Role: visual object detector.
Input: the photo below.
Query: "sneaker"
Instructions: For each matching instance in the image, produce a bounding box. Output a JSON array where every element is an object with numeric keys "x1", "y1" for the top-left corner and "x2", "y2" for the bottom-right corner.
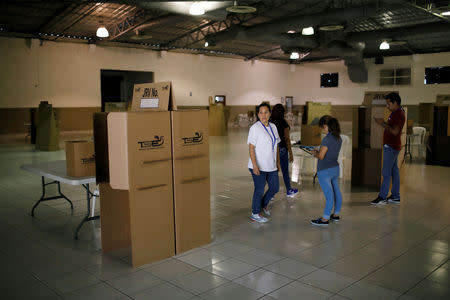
[
  {"x1": 286, "y1": 188, "x2": 299, "y2": 197},
  {"x1": 387, "y1": 195, "x2": 400, "y2": 204},
  {"x1": 330, "y1": 214, "x2": 340, "y2": 222},
  {"x1": 251, "y1": 213, "x2": 268, "y2": 223},
  {"x1": 262, "y1": 207, "x2": 271, "y2": 216},
  {"x1": 371, "y1": 196, "x2": 387, "y2": 205},
  {"x1": 310, "y1": 217, "x2": 329, "y2": 226}
]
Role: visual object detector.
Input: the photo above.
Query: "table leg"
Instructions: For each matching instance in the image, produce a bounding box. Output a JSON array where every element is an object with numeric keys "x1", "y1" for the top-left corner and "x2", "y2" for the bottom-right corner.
[
  {"x1": 404, "y1": 136, "x2": 412, "y2": 163},
  {"x1": 31, "y1": 176, "x2": 74, "y2": 217},
  {"x1": 74, "y1": 183, "x2": 100, "y2": 239}
]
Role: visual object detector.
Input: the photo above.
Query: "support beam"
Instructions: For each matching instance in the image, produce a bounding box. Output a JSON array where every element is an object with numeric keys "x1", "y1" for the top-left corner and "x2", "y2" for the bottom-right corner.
[{"x1": 108, "y1": 9, "x2": 171, "y2": 41}]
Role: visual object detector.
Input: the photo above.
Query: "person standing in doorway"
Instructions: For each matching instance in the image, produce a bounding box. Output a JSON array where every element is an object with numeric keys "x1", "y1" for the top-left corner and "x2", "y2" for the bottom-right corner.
[
  {"x1": 248, "y1": 103, "x2": 280, "y2": 223},
  {"x1": 269, "y1": 104, "x2": 299, "y2": 197},
  {"x1": 310, "y1": 115, "x2": 343, "y2": 226},
  {"x1": 371, "y1": 92, "x2": 406, "y2": 205}
]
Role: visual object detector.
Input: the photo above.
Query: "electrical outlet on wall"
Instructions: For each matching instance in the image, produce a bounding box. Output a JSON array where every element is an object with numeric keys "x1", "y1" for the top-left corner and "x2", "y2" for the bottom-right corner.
[{"x1": 189, "y1": 92, "x2": 192, "y2": 96}]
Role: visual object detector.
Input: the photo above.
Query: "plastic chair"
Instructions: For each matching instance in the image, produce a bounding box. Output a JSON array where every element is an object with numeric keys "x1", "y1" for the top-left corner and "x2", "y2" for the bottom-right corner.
[
  {"x1": 290, "y1": 131, "x2": 301, "y2": 144},
  {"x1": 238, "y1": 114, "x2": 250, "y2": 128},
  {"x1": 338, "y1": 134, "x2": 350, "y2": 178},
  {"x1": 411, "y1": 127, "x2": 426, "y2": 158}
]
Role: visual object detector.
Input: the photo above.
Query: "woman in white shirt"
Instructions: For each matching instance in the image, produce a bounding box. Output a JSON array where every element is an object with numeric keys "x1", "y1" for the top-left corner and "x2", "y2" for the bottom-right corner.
[{"x1": 247, "y1": 103, "x2": 281, "y2": 223}]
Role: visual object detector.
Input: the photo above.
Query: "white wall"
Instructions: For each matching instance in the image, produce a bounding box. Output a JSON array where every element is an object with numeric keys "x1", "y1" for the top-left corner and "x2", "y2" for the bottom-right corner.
[{"x1": 1, "y1": 36, "x2": 449, "y2": 108}]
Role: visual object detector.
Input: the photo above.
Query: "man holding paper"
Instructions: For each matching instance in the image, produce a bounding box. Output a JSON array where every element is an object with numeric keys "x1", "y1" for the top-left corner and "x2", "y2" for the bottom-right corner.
[{"x1": 371, "y1": 92, "x2": 406, "y2": 205}]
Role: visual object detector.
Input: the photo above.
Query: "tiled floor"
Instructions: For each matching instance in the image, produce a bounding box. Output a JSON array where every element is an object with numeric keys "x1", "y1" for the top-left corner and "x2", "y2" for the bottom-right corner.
[{"x1": 0, "y1": 129, "x2": 448, "y2": 299}]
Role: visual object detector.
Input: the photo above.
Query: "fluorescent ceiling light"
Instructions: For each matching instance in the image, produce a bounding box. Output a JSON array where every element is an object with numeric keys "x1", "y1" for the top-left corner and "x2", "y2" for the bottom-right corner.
[
  {"x1": 189, "y1": 2, "x2": 205, "y2": 15},
  {"x1": 442, "y1": 10, "x2": 450, "y2": 16},
  {"x1": 290, "y1": 52, "x2": 300, "y2": 60},
  {"x1": 379, "y1": 41, "x2": 390, "y2": 50},
  {"x1": 287, "y1": 30, "x2": 296, "y2": 34},
  {"x1": 96, "y1": 26, "x2": 109, "y2": 38},
  {"x1": 301, "y1": 27, "x2": 314, "y2": 35}
]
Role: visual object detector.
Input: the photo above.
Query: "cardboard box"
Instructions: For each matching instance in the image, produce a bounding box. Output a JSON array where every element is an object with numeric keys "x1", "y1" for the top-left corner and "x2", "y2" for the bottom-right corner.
[
  {"x1": 171, "y1": 110, "x2": 211, "y2": 254},
  {"x1": 301, "y1": 125, "x2": 322, "y2": 146},
  {"x1": 131, "y1": 82, "x2": 176, "y2": 112},
  {"x1": 65, "y1": 140, "x2": 95, "y2": 177},
  {"x1": 305, "y1": 102, "x2": 331, "y2": 125},
  {"x1": 101, "y1": 111, "x2": 175, "y2": 267}
]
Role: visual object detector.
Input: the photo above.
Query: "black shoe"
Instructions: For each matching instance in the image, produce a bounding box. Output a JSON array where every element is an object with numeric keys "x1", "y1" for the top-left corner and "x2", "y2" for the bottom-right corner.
[
  {"x1": 387, "y1": 195, "x2": 400, "y2": 204},
  {"x1": 310, "y1": 217, "x2": 329, "y2": 226},
  {"x1": 371, "y1": 196, "x2": 387, "y2": 205},
  {"x1": 330, "y1": 214, "x2": 340, "y2": 222}
]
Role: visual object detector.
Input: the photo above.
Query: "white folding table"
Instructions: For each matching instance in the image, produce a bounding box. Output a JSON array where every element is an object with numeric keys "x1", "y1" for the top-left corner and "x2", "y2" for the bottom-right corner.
[{"x1": 20, "y1": 160, "x2": 98, "y2": 239}]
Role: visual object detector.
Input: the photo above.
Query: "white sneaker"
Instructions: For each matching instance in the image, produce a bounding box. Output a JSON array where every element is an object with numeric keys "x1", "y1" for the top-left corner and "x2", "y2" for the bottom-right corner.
[
  {"x1": 250, "y1": 213, "x2": 268, "y2": 223},
  {"x1": 262, "y1": 207, "x2": 271, "y2": 216}
]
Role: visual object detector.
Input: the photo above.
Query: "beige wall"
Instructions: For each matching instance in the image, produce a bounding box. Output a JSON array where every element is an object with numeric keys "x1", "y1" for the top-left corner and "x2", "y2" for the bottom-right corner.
[{"x1": 1, "y1": 36, "x2": 450, "y2": 109}]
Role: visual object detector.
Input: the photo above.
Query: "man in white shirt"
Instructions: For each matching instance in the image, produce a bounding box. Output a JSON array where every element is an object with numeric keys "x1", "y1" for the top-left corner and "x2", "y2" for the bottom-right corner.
[{"x1": 247, "y1": 103, "x2": 281, "y2": 223}]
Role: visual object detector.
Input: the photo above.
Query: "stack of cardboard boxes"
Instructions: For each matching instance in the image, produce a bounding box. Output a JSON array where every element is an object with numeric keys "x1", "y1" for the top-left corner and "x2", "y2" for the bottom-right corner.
[
  {"x1": 351, "y1": 91, "x2": 407, "y2": 189},
  {"x1": 94, "y1": 82, "x2": 211, "y2": 267}
]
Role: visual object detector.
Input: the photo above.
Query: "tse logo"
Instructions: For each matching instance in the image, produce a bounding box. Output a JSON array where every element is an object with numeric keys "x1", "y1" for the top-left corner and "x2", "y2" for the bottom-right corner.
[
  {"x1": 138, "y1": 136, "x2": 164, "y2": 150},
  {"x1": 182, "y1": 132, "x2": 203, "y2": 145}
]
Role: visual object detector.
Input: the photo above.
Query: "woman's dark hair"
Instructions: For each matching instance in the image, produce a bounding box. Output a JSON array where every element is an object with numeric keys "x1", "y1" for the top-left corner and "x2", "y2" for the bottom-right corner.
[
  {"x1": 269, "y1": 103, "x2": 285, "y2": 123},
  {"x1": 319, "y1": 115, "x2": 341, "y2": 140},
  {"x1": 257, "y1": 102, "x2": 271, "y2": 114}
]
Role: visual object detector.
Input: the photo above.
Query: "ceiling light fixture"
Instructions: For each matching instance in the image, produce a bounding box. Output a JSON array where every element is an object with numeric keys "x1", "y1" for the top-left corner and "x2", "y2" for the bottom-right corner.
[
  {"x1": 287, "y1": 30, "x2": 296, "y2": 34},
  {"x1": 301, "y1": 27, "x2": 314, "y2": 35},
  {"x1": 204, "y1": 41, "x2": 209, "y2": 47},
  {"x1": 96, "y1": 25, "x2": 109, "y2": 38},
  {"x1": 290, "y1": 52, "x2": 300, "y2": 60},
  {"x1": 226, "y1": 0, "x2": 257, "y2": 13},
  {"x1": 442, "y1": 10, "x2": 450, "y2": 16},
  {"x1": 189, "y1": 2, "x2": 205, "y2": 15},
  {"x1": 379, "y1": 41, "x2": 390, "y2": 50}
]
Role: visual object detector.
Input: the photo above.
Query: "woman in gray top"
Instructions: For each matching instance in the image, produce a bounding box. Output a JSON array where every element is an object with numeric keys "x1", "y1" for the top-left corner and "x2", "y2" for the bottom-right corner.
[{"x1": 311, "y1": 115, "x2": 343, "y2": 226}]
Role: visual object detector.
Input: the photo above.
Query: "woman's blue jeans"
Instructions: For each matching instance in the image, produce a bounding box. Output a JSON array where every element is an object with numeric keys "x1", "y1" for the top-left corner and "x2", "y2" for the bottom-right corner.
[
  {"x1": 249, "y1": 169, "x2": 279, "y2": 214},
  {"x1": 317, "y1": 166, "x2": 342, "y2": 219},
  {"x1": 279, "y1": 147, "x2": 292, "y2": 190},
  {"x1": 379, "y1": 145, "x2": 400, "y2": 199}
]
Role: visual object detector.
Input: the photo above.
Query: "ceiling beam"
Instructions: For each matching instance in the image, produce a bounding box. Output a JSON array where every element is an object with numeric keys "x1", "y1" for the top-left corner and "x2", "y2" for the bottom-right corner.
[{"x1": 108, "y1": 9, "x2": 171, "y2": 40}]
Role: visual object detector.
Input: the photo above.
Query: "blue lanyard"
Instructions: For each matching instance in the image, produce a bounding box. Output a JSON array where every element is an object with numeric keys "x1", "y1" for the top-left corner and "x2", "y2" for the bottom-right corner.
[{"x1": 260, "y1": 121, "x2": 276, "y2": 152}]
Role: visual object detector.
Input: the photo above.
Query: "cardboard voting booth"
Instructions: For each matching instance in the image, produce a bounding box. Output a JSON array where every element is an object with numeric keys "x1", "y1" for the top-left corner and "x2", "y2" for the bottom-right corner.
[
  {"x1": 36, "y1": 101, "x2": 60, "y2": 151},
  {"x1": 305, "y1": 102, "x2": 331, "y2": 125},
  {"x1": 352, "y1": 91, "x2": 407, "y2": 189},
  {"x1": 171, "y1": 110, "x2": 211, "y2": 253},
  {"x1": 131, "y1": 82, "x2": 176, "y2": 112},
  {"x1": 94, "y1": 82, "x2": 210, "y2": 267}
]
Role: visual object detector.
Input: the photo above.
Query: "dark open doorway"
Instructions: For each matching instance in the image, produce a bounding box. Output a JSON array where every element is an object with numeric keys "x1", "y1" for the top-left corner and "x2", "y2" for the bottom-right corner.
[{"x1": 100, "y1": 70, "x2": 154, "y2": 112}]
